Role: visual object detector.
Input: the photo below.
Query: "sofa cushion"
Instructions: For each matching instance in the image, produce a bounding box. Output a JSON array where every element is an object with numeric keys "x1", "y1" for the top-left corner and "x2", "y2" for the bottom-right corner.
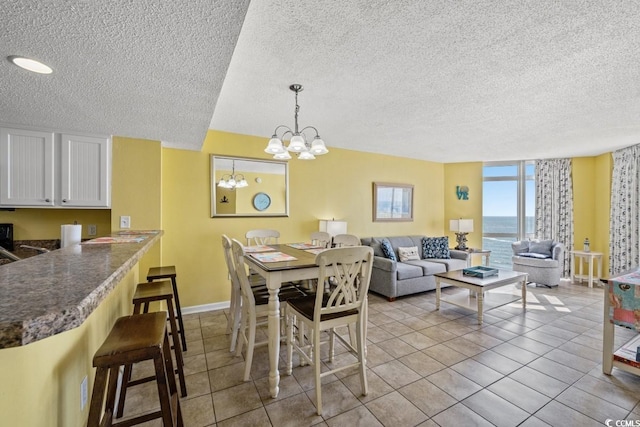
[
  {"x1": 518, "y1": 252, "x2": 550, "y2": 259},
  {"x1": 426, "y1": 258, "x2": 467, "y2": 272},
  {"x1": 422, "y1": 237, "x2": 450, "y2": 259},
  {"x1": 398, "y1": 246, "x2": 420, "y2": 262},
  {"x1": 528, "y1": 239, "x2": 553, "y2": 257},
  {"x1": 513, "y1": 255, "x2": 559, "y2": 268},
  {"x1": 379, "y1": 238, "x2": 397, "y2": 261},
  {"x1": 387, "y1": 236, "x2": 424, "y2": 253},
  {"x1": 396, "y1": 263, "x2": 424, "y2": 280},
  {"x1": 405, "y1": 260, "x2": 447, "y2": 275}
]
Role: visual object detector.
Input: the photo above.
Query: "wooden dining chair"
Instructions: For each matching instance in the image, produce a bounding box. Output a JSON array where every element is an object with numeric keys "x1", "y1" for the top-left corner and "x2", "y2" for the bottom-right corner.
[
  {"x1": 230, "y1": 238, "x2": 307, "y2": 381},
  {"x1": 245, "y1": 229, "x2": 280, "y2": 246},
  {"x1": 222, "y1": 234, "x2": 245, "y2": 353},
  {"x1": 310, "y1": 231, "x2": 332, "y2": 248},
  {"x1": 332, "y1": 233, "x2": 360, "y2": 247},
  {"x1": 285, "y1": 246, "x2": 374, "y2": 415}
]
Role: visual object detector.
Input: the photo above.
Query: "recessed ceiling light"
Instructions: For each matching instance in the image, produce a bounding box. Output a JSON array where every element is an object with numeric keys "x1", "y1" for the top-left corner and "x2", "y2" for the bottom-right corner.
[{"x1": 8, "y1": 56, "x2": 53, "y2": 74}]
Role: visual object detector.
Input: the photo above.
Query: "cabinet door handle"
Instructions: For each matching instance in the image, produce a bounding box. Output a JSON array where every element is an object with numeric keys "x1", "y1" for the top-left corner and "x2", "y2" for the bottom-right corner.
[
  {"x1": 45, "y1": 198, "x2": 50, "y2": 203},
  {"x1": 62, "y1": 199, "x2": 67, "y2": 203}
]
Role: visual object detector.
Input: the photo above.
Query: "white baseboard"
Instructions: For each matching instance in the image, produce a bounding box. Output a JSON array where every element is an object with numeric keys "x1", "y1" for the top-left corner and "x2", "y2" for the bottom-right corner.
[{"x1": 182, "y1": 301, "x2": 230, "y2": 315}]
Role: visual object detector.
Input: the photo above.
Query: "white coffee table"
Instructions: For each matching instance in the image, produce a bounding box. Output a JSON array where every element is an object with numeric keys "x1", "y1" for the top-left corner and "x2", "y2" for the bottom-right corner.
[{"x1": 435, "y1": 269, "x2": 528, "y2": 324}]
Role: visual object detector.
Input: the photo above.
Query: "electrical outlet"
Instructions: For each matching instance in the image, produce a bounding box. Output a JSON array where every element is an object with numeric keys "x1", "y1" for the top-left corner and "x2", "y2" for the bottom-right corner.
[
  {"x1": 88, "y1": 224, "x2": 97, "y2": 236},
  {"x1": 80, "y1": 376, "x2": 88, "y2": 410},
  {"x1": 120, "y1": 215, "x2": 131, "y2": 229}
]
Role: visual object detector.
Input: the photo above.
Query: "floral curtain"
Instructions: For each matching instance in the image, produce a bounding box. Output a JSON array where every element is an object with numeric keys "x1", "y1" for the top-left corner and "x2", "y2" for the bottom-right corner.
[
  {"x1": 610, "y1": 144, "x2": 640, "y2": 274},
  {"x1": 535, "y1": 158, "x2": 573, "y2": 277}
]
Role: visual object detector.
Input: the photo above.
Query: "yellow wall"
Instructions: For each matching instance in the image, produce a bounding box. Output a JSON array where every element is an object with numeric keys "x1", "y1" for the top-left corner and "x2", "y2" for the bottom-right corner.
[
  {"x1": 160, "y1": 130, "x2": 445, "y2": 308},
  {"x1": 572, "y1": 155, "x2": 612, "y2": 275},
  {"x1": 110, "y1": 136, "x2": 162, "y2": 274},
  {"x1": 0, "y1": 209, "x2": 111, "y2": 240},
  {"x1": 0, "y1": 267, "x2": 140, "y2": 427},
  {"x1": 444, "y1": 162, "x2": 483, "y2": 250},
  {"x1": 594, "y1": 153, "x2": 612, "y2": 274},
  {"x1": 572, "y1": 157, "x2": 597, "y2": 250}
]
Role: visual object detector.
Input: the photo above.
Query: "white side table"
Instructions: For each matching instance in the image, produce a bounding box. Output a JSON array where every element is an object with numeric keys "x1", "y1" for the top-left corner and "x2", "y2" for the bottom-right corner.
[
  {"x1": 460, "y1": 249, "x2": 491, "y2": 268},
  {"x1": 570, "y1": 250, "x2": 603, "y2": 288},
  {"x1": 467, "y1": 249, "x2": 491, "y2": 267}
]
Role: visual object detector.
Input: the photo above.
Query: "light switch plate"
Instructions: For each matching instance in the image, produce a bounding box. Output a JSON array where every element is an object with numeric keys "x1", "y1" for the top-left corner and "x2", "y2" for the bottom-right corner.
[{"x1": 120, "y1": 215, "x2": 131, "y2": 229}]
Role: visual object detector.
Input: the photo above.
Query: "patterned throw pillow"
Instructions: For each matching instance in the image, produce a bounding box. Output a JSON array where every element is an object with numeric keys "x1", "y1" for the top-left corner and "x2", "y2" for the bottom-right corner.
[
  {"x1": 380, "y1": 238, "x2": 397, "y2": 261},
  {"x1": 398, "y1": 246, "x2": 420, "y2": 262},
  {"x1": 422, "y1": 237, "x2": 451, "y2": 259}
]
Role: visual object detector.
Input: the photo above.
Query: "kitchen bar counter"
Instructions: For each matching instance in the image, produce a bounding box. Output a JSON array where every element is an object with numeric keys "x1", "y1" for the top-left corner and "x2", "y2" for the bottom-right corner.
[{"x1": 0, "y1": 231, "x2": 162, "y2": 349}]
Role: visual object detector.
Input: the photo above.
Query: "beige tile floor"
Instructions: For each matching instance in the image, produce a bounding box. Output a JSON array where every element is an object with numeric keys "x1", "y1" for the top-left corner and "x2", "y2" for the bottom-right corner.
[{"x1": 118, "y1": 281, "x2": 640, "y2": 426}]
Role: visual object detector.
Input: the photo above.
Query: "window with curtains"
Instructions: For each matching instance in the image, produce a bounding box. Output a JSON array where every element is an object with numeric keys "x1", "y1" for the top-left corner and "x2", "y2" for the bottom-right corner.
[{"x1": 482, "y1": 161, "x2": 535, "y2": 269}]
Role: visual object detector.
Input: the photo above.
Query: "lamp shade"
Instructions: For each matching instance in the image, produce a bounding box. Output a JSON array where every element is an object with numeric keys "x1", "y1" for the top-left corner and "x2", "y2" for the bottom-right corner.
[
  {"x1": 310, "y1": 137, "x2": 329, "y2": 155},
  {"x1": 298, "y1": 151, "x2": 316, "y2": 160},
  {"x1": 287, "y1": 134, "x2": 306, "y2": 152},
  {"x1": 319, "y1": 219, "x2": 348, "y2": 236},
  {"x1": 450, "y1": 219, "x2": 474, "y2": 233},
  {"x1": 265, "y1": 137, "x2": 285, "y2": 154},
  {"x1": 273, "y1": 151, "x2": 292, "y2": 160}
]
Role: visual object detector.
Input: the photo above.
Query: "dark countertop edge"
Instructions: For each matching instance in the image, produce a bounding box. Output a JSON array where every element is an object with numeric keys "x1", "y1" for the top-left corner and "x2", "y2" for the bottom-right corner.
[{"x1": 0, "y1": 231, "x2": 162, "y2": 349}]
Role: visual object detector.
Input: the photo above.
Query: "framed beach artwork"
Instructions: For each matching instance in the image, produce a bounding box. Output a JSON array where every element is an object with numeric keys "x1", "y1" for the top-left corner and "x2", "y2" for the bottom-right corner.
[{"x1": 373, "y1": 182, "x2": 414, "y2": 222}]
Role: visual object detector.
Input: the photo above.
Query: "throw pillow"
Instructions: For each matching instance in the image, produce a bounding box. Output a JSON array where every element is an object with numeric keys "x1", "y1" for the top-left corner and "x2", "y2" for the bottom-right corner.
[
  {"x1": 422, "y1": 237, "x2": 451, "y2": 259},
  {"x1": 528, "y1": 239, "x2": 553, "y2": 257},
  {"x1": 398, "y1": 246, "x2": 420, "y2": 262},
  {"x1": 518, "y1": 252, "x2": 551, "y2": 259},
  {"x1": 379, "y1": 238, "x2": 397, "y2": 261}
]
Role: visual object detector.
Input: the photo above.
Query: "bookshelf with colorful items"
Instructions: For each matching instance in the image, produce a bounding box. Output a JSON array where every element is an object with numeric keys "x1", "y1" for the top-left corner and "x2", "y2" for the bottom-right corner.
[{"x1": 603, "y1": 268, "x2": 640, "y2": 375}]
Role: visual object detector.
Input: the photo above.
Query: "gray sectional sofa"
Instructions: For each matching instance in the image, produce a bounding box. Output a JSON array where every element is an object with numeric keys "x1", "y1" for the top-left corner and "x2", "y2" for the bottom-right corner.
[{"x1": 360, "y1": 235, "x2": 470, "y2": 301}]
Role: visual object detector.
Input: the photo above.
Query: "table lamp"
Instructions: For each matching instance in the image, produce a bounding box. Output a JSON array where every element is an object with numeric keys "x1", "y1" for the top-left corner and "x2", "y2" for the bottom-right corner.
[
  {"x1": 319, "y1": 219, "x2": 348, "y2": 236},
  {"x1": 450, "y1": 218, "x2": 473, "y2": 250}
]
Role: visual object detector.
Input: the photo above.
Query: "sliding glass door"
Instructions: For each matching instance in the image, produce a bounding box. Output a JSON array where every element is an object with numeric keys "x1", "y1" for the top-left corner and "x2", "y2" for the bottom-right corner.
[{"x1": 483, "y1": 161, "x2": 535, "y2": 269}]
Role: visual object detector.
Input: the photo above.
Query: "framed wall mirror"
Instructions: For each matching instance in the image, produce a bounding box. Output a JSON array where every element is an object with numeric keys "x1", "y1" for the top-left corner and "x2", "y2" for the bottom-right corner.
[
  {"x1": 211, "y1": 155, "x2": 289, "y2": 217},
  {"x1": 373, "y1": 182, "x2": 414, "y2": 222}
]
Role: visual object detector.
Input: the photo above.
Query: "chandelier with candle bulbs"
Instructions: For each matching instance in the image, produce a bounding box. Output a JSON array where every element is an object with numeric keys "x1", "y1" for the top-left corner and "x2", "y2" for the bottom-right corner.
[{"x1": 264, "y1": 84, "x2": 329, "y2": 160}]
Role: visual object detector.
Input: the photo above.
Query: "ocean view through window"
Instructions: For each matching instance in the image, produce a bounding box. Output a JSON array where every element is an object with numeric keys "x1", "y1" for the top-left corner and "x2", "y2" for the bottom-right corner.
[{"x1": 483, "y1": 162, "x2": 535, "y2": 270}]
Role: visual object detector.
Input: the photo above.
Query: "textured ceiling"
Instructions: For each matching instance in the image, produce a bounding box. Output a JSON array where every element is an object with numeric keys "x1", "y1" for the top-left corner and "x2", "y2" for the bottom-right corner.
[
  {"x1": 212, "y1": 0, "x2": 640, "y2": 162},
  {"x1": 1, "y1": 1, "x2": 249, "y2": 150},
  {"x1": 2, "y1": 1, "x2": 640, "y2": 162}
]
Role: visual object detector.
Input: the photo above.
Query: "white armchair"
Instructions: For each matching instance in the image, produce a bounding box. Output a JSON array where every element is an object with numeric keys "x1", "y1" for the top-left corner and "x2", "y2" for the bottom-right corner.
[{"x1": 511, "y1": 240, "x2": 565, "y2": 287}]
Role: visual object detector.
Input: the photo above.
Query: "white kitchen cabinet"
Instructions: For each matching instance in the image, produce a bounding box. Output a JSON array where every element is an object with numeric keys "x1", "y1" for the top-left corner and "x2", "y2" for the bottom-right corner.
[
  {"x1": 0, "y1": 128, "x2": 55, "y2": 206},
  {"x1": 0, "y1": 127, "x2": 111, "y2": 208},
  {"x1": 60, "y1": 133, "x2": 110, "y2": 207}
]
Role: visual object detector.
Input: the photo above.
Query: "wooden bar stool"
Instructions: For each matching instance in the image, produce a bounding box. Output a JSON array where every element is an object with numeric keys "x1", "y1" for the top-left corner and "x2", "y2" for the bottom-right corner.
[
  {"x1": 87, "y1": 312, "x2": 183, "y2": 427},
  {"x1": 116, "y1": 281, "x2": 187, "y2": 419},
  {"x1": 147, "y1": 266, "x2": 187, "y2": 352}
]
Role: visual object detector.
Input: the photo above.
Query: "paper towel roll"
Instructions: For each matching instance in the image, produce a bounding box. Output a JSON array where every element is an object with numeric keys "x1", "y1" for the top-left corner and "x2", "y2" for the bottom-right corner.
[{"x1": 61, "y1": 224, "x2": 82, "y2": 248}]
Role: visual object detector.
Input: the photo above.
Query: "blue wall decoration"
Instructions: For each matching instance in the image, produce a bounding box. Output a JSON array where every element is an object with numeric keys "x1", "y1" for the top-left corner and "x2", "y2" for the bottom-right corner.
[{"x1": 456, "y1": 185, "x2": 469, "y2": 200}]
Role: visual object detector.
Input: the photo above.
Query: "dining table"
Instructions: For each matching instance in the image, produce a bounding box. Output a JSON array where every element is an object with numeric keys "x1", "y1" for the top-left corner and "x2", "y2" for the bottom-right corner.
[{"x1": 243, "y1": 242, "x2": 324, "y2": 398}]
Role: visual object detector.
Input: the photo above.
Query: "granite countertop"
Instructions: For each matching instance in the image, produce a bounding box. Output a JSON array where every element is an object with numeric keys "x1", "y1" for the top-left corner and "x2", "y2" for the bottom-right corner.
[
  {"x1": 0, "y1": 240, "x2": 61, "y2": 266},
  {"x1": 0, "y1": 231, "x2": 162, "y2": 349}
]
